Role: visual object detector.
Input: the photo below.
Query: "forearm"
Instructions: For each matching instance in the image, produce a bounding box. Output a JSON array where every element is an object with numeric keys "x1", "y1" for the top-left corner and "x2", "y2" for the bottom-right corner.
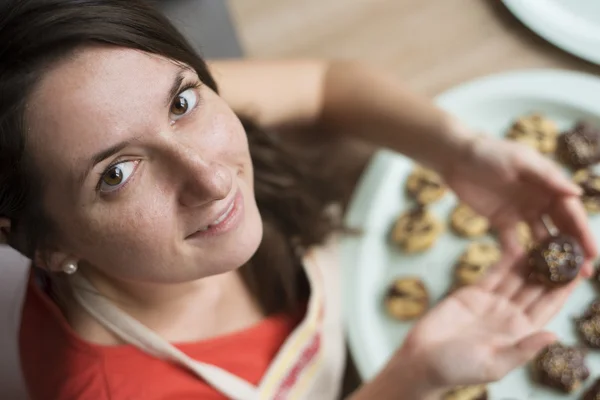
[
  {"x1": 209, "y1": 58, "x2": 475, "y2": 171},
  {"x1": 318, "y1": 61, "x2": 475, "y2": 171}
]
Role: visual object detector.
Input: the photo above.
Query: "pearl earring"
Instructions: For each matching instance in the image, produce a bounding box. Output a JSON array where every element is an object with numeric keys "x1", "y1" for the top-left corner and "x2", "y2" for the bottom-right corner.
[{"x1": 62, "y1": 260, "x2": 78, "y2": 275}]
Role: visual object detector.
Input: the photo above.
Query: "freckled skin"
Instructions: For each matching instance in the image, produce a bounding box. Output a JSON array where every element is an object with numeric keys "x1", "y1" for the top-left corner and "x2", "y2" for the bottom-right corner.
[{"x1": 25, "y1": 46, "x2": 263, "y2": 284}]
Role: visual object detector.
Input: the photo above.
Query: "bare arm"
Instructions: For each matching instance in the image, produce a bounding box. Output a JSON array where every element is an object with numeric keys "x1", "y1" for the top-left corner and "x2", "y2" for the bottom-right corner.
[{"x1": 208, "y1": 59, "x2": 475, "y2": 171}]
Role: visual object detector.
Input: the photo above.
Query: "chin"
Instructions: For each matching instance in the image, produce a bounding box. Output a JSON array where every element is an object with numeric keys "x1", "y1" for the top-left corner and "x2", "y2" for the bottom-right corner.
[{"x1": 201, "y1": 204, "x2": 264, "y2": 278}]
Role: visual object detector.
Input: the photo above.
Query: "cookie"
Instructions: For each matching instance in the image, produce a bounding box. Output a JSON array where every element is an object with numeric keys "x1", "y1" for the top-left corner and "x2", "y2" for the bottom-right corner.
[
  {"x1": 506, "y1": 113, "x2": 558, "y2": 154},
  {"x1": 529, "y1": 234, "x2": 584, "y2": 286},
  {"x1": 573, "y1": 168, "x2": 600, "y2": 213},
  {"x1": 442, "y1": 385, "x2": 487, "y2": 400},
  {"x1": 516, "y1": 222, "x2": 534, "y2": 250},
  {"x1": 583, "y1": 378, "x2": 600, "y2": 400},
  {"x1": 557, "y1": 121, "x2": 600, "y2": 169},
  {"x1": 533, "y1": 343, "x2": 589, "y2": 393},
  {"x1": 454, "y1": 241, "x2": 501, "y2": 287},
  {"x1": 577, "y1": 299, "x2": 600, "y2": 348},
  {"x1": 450, "y1": 204, "x2": 489, "y2": 238},
  {"x1": 384, "y1": 277, "x2": 429, "y2": 320},
  {"x1": 391, "y1": 207, "x2": 443, "y2": 253},
  {"x1": 405, "y1": 166, "x2": 447, "y2": 204}
]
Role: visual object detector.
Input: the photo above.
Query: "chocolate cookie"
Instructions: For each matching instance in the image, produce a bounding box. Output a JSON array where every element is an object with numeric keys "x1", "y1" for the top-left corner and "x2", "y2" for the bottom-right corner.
[
  {"x1": 450, "y1": 204, "x2": 489, "y2": 238},
  {"x1": 573, "y1": 168, "x2": 600, "y2": 213},
  {"x1": 557, "y1": 121, "x2": 600, "y2": 169},
  {"x1": 533, "y1": 343, "x2": 590, "y2": 393},
  {"x1": 529, "y1": 234, "x2": 584, "y2": 286},
  {"x1": 391, "y1": 207, "x2": 443, "y2": 253},
  {"x1": 454, "y1": 241, "x2": 501, "y2": 287},
  {"x1": 506, "y1": 113, "x2": 558, "y2": 154},
  {"x1": 583, "y1": 378, "x2": 600, "y2": 400},
  {"x1": 442, "y1": 385, "x2": 487, "y2": 400},
  {"x1": 405, "y1": 166, "x2": 447, "y2": 204},
  {"x1": 384, "y1": 277, "x2": 429, "y2": 320},
  {"x1": 577, "y1": 299, "x2": 600, "y2": 348}
]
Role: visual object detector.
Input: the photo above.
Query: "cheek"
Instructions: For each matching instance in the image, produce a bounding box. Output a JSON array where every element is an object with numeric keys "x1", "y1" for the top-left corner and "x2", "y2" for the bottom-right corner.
[
  {"x1": 206, "y1": 100, "x2": 250, "y2": 159},
  {"x1": 70, "y1": 198, "x2": 176, "y2": 268}
]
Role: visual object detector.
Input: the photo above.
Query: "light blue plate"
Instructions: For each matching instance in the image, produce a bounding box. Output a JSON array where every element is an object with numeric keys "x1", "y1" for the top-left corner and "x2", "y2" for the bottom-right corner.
[{"x1": 342, "y1": 69, "x2": 600, "y2": 399}]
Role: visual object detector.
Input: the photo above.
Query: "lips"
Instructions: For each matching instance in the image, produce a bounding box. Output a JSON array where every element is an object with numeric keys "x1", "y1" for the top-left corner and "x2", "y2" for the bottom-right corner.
[
  {"x1": 185, "y1": 189, "x2": 244, "y2": 239},
  {"x1": 196, "y1": 199, "x2": 235, "y2": 231}
]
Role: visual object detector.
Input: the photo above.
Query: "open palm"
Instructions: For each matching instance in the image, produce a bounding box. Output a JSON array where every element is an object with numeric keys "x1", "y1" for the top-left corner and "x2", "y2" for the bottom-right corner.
[
  {"x1": 443, "y1": 135, "x2": 596, "y2": 267},
  {"x1": 403, "y1": 249, "x2": 581, "y2": 388}
]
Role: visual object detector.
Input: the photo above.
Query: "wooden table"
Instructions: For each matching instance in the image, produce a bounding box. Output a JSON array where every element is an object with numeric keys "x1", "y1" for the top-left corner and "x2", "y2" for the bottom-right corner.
[
  {"x1": 227, "y1": 0, "x2": 600, "y2": 201},
  {"x1": 229, "y1": 0, "x2": 600, "y2": 95}
]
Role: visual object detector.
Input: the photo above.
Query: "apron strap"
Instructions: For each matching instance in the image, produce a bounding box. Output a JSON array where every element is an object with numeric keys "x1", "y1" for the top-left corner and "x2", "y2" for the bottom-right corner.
[{"x1": 70, "y1": 274, "x2": 259, "y2": 400}]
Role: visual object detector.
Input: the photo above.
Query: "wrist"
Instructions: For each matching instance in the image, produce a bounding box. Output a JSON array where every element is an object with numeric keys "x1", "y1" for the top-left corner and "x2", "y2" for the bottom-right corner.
[
  {"x1": 348, "y1": 340, "x2": 448, "y2": 400},
  {"x1": 430, "y1": 114, "x2": 479, "y2": 172},
  {"x1": 390, "y1": 338, "x2": 450, "y2": 398}
]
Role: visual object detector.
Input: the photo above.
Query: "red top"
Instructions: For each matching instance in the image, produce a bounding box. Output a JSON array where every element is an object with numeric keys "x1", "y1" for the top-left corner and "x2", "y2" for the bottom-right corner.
[{"x1": 19, "y1": 277, "x2": 301, "y2": 400}]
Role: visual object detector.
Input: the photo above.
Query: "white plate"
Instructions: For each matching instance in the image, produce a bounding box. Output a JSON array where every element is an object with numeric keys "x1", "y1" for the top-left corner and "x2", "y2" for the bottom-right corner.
[
  {"x1": 503, "y1": 0, "x2": 600, "y2": 65},
  {"x1": 341, "y1": 69, "x2": 600, "y2": 399}
]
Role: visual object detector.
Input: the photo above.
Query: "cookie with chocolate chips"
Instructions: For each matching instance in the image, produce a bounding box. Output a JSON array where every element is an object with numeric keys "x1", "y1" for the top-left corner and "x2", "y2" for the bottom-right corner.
[
  {"x1": 573, "y1": 168, "x2": 600, "y2": 213},
  {"x1": 577, "y1": 299, "x2": 600, "y2": 348},
  {"x1": 557, "y1": 121, "x2": 600, "y2": 169},
  {"x1": 405, "y1": 166, "x2": 447, "y2": 204},
  {"x1": 454, "y1": 241, "x2": 501, "y2": 287},
  {"x1": 506, "y1": 113, "x2": 558, "y2": 154},
  {"x1": 529, "y1": 234, "x2": 584, "y2": 286},
  {"x1": 384, "y1": 277, "x2": 429, "y2": 320},
  {"x1": 532, "y1": 343, "x2": 590, "y2": 393},
  {"x1": 450, "y1": 203, "x2": 489, "y2": 238},
  {"x1": 442, "y1": 385, "x2": 487, "y2": 400},
  {"x1": 391, "y1": 206, "x2": 443, "y2": 253},
  {"x1": 583, "y1": 378, "x2": 600, "y2": 400}
]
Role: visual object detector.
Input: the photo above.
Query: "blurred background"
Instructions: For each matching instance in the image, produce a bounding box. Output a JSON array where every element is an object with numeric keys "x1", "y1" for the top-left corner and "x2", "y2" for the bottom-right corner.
[{"x1": 226, "y1": 0, "x2": 600, "y2": 95}]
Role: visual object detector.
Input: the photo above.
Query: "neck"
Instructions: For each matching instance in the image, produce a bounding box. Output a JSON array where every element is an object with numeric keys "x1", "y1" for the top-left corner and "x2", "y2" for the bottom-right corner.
[{"x1": 64, "y1": 267, "x2": 264, "y2": 346}]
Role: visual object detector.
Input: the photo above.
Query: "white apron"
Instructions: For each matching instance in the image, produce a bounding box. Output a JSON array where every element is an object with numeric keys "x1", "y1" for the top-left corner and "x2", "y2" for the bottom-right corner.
[{"x1": 70, "y1": 238, "x2": 347, "y2": 400}]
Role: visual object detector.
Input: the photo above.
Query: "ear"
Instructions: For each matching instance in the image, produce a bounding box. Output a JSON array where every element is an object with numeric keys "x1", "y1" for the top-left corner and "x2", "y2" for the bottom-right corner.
[
  {"x1": 33, "y1": 249, "x2": 75, "y2": 273},
  {"x1": 0, "y1": 218, "x2": 10, "y2": 245}
]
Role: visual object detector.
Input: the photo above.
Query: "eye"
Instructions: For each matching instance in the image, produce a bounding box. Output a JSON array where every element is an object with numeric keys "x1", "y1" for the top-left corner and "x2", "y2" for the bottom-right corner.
[
  {"x1": 99, "y1": 160, "x2": 139, "y2": 193},
  {"x1": 170, "y1": 88, "x2": 198, "y2": 121}
]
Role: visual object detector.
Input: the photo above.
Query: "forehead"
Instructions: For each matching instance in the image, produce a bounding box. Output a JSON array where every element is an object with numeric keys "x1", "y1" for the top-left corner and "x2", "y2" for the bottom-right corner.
[{"x1": 25, "y1": 46, "x2": 182, "y2": 181}]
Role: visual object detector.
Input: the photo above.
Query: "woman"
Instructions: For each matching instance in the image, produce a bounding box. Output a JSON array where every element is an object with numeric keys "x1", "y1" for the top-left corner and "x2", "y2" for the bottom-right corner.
[{"x1": 0, "y1": 0, "x2": 596, "y2": 399}]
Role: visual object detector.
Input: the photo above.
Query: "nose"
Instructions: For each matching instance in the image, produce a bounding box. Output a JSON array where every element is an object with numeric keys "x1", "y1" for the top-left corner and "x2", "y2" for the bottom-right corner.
[{"x1": 174, "y1": 145, "x2": 233, "y2": 208}]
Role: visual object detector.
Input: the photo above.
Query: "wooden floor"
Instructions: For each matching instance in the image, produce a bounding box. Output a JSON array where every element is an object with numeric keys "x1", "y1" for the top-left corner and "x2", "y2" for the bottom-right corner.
[{"x1": 227, "y1": 0, "x2": 600, "y2": 97}]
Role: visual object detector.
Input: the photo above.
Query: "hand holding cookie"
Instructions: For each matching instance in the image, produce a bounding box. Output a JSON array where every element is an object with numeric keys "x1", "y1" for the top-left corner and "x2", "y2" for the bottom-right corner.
[
  {"x1": 441, "y1": 133, "x2": 596, "y2": 272},
  {"x1": 391, "y1": 249, "x2": 582, "y2": 392}
]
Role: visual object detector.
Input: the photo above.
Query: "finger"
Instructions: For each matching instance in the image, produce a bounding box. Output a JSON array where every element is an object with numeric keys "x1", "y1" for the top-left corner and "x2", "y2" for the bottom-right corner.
[
  {"x1": 493, "y1": 254, "x2": 532, "y2": 299},
  {"x1": 520, "y1": 155, "x2": 582, "y2": 197},
  {"x1": 550, "y1": 196, "x2": 598, "y2": 260},
  {"x1": 527, "y1": 217, "x2": 550, "y2": 244},
  {"x1": 525, "y1": 276, "x2": 582, "y2": 327},
  {"x1": 582, "y1": 261, "x2": 594, "y2": 279},
  {"x1": 511, "y1": 280, "x2": 546, "y2": 310},
  {"x1": 478, "y1": 249, "x2": 523, "y2": 291},
  {"x1": 493, "y1": 331, "x2": 557, "y2": 379},
  {"x1": 497, "y1": 224, "x2": 522, "y2": 255}
]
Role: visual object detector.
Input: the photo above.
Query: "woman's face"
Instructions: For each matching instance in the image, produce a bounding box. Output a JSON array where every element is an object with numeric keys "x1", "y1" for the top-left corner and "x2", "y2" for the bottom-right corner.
[{"x1": 25, "y1": 46, "x2": 263, "y2": 283}]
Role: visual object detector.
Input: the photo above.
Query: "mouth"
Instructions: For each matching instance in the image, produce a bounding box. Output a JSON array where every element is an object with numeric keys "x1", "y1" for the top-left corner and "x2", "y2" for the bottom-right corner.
[{"x1": 186, "y1": 189, "x2": 244, "y2": 240}]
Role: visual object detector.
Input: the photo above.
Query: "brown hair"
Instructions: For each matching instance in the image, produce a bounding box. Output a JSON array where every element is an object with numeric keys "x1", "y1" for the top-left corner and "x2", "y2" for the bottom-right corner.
[{"x1": 0, "y1": 0, "x2": 344, "y2": 315}]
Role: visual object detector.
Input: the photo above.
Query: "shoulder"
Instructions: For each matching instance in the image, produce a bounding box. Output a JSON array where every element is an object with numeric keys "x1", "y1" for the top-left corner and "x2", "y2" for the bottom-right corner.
[{"x1": 0, "y1": 246, "x2": 30, "y2": 399}]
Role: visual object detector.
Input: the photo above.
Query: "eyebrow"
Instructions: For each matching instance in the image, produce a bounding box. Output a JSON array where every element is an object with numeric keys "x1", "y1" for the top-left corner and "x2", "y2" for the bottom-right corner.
[
  {"x1": 165, "y1": 71, "x2": 186, "y2": 107},
  {"x1": 77, "y1": 69, "x2": 191, "y2": 187},
  {"x1": 78, "y1": 140, "x2": 132, "y2": 186}
]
